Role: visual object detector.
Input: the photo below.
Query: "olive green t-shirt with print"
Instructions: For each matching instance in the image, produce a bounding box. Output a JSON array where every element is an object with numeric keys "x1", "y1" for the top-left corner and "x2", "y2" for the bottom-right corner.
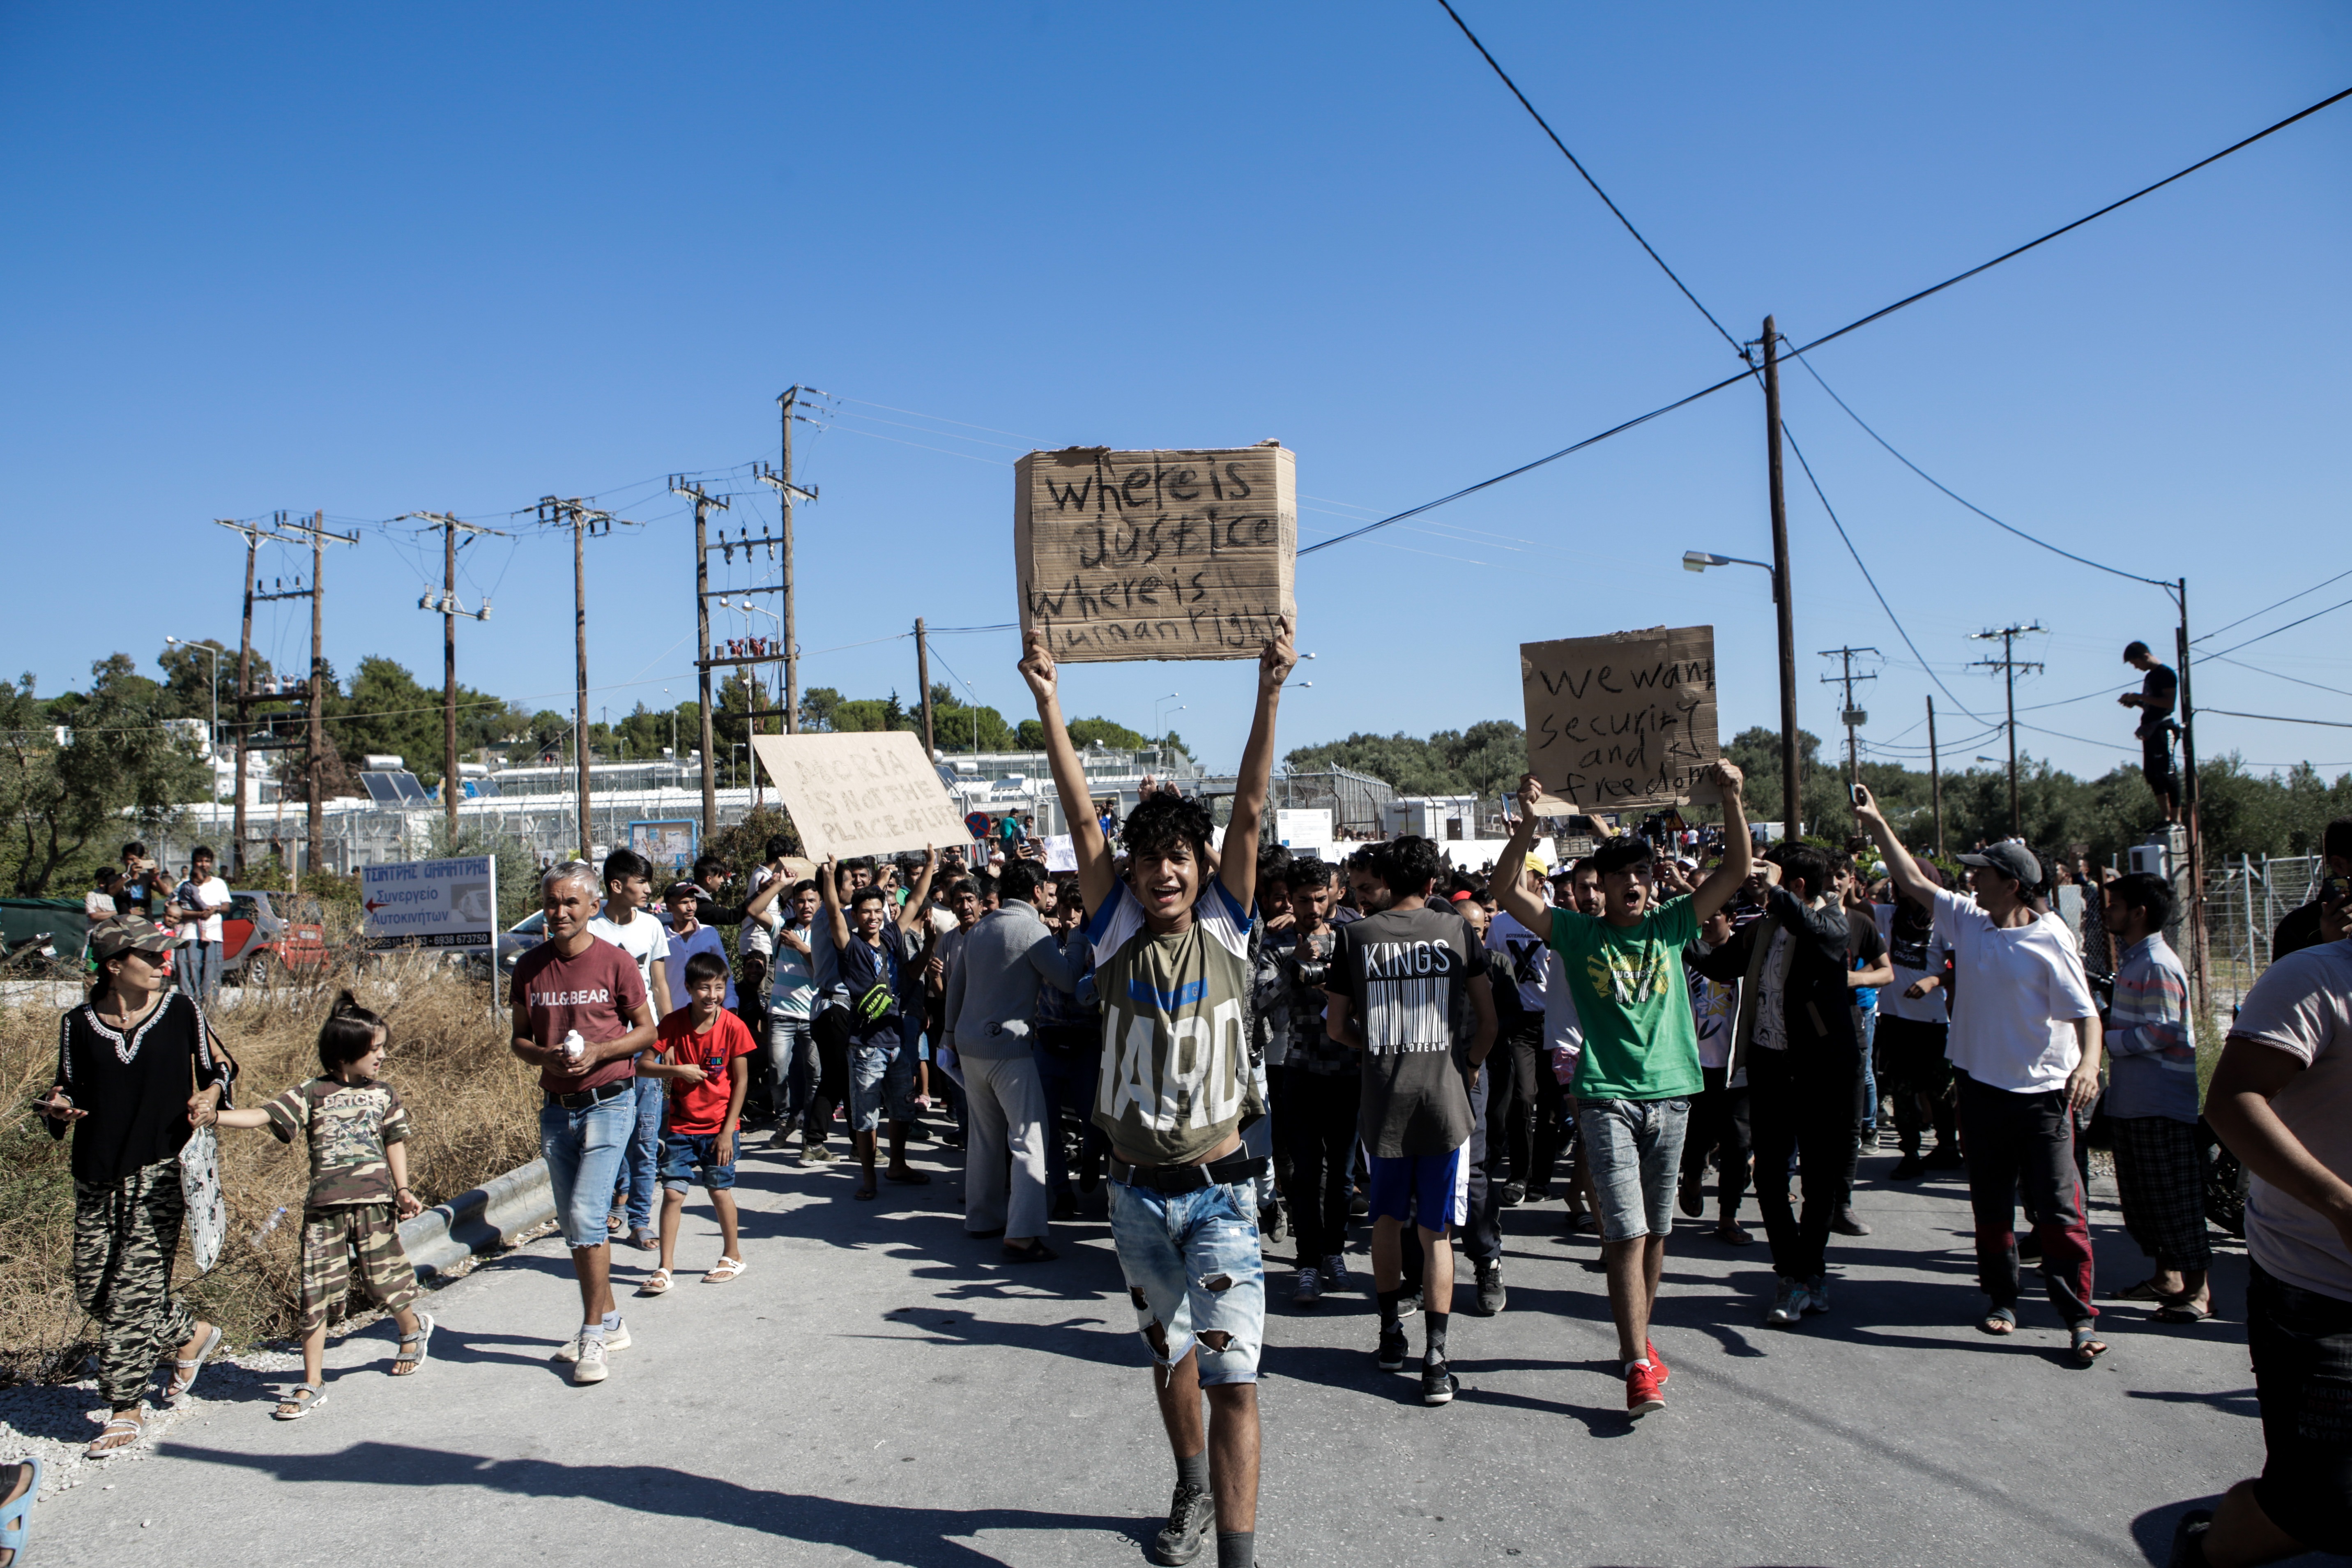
[
  {"x1": 1546, "y1": 894, "x2": 1703, "y2": 1102},
  {"x1": 265, "y1": 1077, "x2": 410, "y2": 1210},
  {"x1": 1084, "y1": 878, "x2": 1262, "y2": 1165}
]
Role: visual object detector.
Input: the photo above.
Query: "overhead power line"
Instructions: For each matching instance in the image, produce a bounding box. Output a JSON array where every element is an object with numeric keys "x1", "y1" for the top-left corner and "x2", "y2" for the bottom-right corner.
[
  {"x1": 2201, "y1": 707, "x2": 2352, "y2": 730},
  {"x1": 1777, "y1": 422, "x2": 1994, "y2": 726},
  {"x1": 2195, "y1": 564, "x2": 2352, "y2": 645},
  {"x1": 1788, "y1": 350, "x2": 2170, "y2": 589},
  {"x1": 1791, "y1": 85, "x2": 2352, "y2": 359},
  {"x1": 1299, "y1": 83, "x2": 2352, "y2": 560},
  {"x1": 1435, "y1": 0, "x2": 1742, "y2": 357},
  {"x1": 2208, "y1": 593, "x2": 2352, "y2": 660}
]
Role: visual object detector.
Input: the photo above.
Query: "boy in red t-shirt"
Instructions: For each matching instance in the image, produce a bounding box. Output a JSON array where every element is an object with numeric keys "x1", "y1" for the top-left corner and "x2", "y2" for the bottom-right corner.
[{"x1": 637, "y1": 950, "x2": 755, "y2": 1291}]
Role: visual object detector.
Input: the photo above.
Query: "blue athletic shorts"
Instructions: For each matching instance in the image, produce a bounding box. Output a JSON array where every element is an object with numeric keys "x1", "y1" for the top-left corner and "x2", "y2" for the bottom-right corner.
[{"x1": 1365, "y1": 1145, "x2": 1470, "y2": 1232}]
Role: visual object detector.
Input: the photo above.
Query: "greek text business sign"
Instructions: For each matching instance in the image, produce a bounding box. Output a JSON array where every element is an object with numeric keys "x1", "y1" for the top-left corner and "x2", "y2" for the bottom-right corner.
[{"x1": 361, "y1": 856, "x2": 498, "y2": 951}]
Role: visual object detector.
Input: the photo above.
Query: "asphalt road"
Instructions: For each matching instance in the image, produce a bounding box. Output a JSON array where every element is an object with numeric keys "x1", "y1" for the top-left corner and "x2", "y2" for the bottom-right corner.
[{"x1": 23, "y1": 1131, "x2": 2342, "y2": 1568}]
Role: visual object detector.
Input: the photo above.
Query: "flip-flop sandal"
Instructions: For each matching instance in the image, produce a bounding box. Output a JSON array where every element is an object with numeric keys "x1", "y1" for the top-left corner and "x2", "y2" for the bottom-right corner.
[
  {"x1": 2070, "y1": 1325, "x2": 2110, "y2": 1365},
  {"x1": 883, "y1": 1169, "x2": 931, "y2": 1185},
  {"x1": 2109, "y1": 1278, "x2": 2176, "y2": 1303},
  {"x1": 392, "y1": 1312, "x2": 435, "y2": 1374},
  {"x1": 703, "y1": 1257, "x2": 747, "y2": 1283},
  {"x1": 1000, "y1": 1241, "x2": 1058, "y2": 1264},
  {"x1": 637, "y1": 1268, "x2": 674, "y2": 1296},
  {"x1": 2154, "y1": 1301, "x2": 2212, "y2": 1325},
  {"x1": 165, "y1": 1323, "x2": 224, "y2": 1404},
  {"x1": 606, "y1": 1211, "x2": 626, "y2": 1234},
  {"x1": 86, "y1": 1415, "x2": 143, "y2": 1458},
  {"x1": 271, "y1": 1385, "x2": 327, "y2": 1421},
  {"x1": 0, "y1": 1454, "x2": 41, "y2": 1562},
  {"x1": 853, "y1": 1185, "x2": 878, "y2": 1201},
  {"x1": 1979, "y1": 1307, "x2": 2018, "y2": 1336},
  {"x1": 1714, "y1": 1224, "x2": 1753, "y2": 1246}
]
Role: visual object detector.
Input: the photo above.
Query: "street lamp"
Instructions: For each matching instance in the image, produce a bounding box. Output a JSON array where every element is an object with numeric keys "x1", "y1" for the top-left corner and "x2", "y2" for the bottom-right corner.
[
  {"x1": 1685, "y1": 545, "x2": 1799, "y2": 840},
  {"x1": 165, "y1": 637, "x2": 221, "y2": 803},
  {"x1": 1154, "y1": 692, "x2": 1181, "y2": 733}
]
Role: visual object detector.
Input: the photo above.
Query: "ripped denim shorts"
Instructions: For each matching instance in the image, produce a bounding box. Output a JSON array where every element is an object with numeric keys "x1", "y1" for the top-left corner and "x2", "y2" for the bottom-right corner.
[{"x1": 1107, "y1": 1177, "x2": 1264, "y2": 1387}]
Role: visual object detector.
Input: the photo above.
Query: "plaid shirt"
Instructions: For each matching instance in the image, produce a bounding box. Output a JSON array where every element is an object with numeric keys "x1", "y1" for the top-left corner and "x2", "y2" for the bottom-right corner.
[{"x1": 2105, "y1": 933, "x2": 2195, "y2": 1123}]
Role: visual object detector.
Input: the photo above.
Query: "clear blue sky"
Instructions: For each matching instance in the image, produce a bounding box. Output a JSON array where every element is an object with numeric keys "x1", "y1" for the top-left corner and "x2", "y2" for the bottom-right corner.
[{"x1": 4, "y1": 3, "x2": 2345, "y2": 781}]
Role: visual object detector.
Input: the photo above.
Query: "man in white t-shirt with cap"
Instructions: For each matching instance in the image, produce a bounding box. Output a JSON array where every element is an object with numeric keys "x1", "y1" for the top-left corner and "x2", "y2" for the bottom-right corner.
[{"x1": 1854, "y1": 788, "x2": 2107, "y2": 1365}]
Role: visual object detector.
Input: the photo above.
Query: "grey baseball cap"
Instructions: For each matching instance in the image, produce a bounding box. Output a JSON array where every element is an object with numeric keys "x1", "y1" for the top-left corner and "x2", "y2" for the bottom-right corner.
[{"x1": 1958, "y1": 841, "x2": 2040, "y2": 886}]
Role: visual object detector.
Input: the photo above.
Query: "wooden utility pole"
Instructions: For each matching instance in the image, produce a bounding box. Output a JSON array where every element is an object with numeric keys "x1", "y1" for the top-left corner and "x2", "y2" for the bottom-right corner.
[
  {"x1": 1817, "y1": 645, "x2": 1879, "y2": 819},
  {"x1": 269, "y1": 511, "x2": 357, "y2": 880},
  {"x1": 1761, "y1": 317, "x2": 1802, "y2": 843},
  {"x1": 915, "y1": 617, "x2": 936, "y2": 759},
  {"x1": 675, "y1": 479, "x2": 734, "y2": 836},
  {"x1": 537, "y1": 497, "x2": 621, "y2": 861},
  {"x1": 758, "y1": 387, "x2": 819, "y2": 734},
  {"x1": 1970, "y1": 623, "x2": 2046, "y2": 838},
  {"x1": 234, "y1": 514, "x2": 323, "y2": 877},
  {"x1": 216, "y1": 520, "x2": 262, "y2": 874},
  {"x1": 405, "y1": 512, "x2": 502, "y2": 845},
  {"x1": 2175, "y1": 577, "x2": 2211, "y2": 1025},
  {"x1": 1927, "y1": 695, "x2": 1944, "y2": 859}
]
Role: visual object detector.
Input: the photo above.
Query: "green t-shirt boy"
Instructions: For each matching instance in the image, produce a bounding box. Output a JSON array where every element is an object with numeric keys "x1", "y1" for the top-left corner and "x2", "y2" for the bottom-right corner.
[{"x1": 1547, "y1": 894, "x2": 1704, "y2": 1102}]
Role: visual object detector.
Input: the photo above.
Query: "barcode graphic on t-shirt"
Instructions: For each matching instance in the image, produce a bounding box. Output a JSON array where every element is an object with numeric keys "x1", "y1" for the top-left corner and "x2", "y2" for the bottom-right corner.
[{"x1": 1360, "y1": 941, "x2": 1457, "y2": 1055}]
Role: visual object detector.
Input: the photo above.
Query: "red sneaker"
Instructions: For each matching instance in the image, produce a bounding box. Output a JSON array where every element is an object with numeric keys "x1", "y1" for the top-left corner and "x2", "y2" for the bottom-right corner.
[
  {"x1": 1645, "y1": 1339, "x2": 1670, "y2": 1382},
  {"x1": 1625, "y1": 1361, "x2": 1665, "y2": 1417}
]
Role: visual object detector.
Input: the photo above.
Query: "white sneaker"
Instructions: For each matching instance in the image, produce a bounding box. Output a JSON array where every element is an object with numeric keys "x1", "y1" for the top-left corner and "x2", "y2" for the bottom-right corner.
[
  {"x1": 571, "y1": 1336, "x2": 608, "y2": 1384},
  {"x1": 1322, "y1": 1254, "x2": 1351, "y2": 1292},
  {"x1": 552, "y1": 1319, "x2": 631, "y2": 1362}
]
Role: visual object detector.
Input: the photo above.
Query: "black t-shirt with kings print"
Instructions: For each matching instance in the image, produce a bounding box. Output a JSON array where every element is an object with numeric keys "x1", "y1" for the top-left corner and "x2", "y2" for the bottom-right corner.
[{"x1": 1330, "y1": 903, "x2": 1477, "y2": 1158}]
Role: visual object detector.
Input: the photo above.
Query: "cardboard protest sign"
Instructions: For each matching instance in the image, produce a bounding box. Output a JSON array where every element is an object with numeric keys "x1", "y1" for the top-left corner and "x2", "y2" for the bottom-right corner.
[
  {"x1": 749, "y1": 731, "x2": 968, "y2": 863},
  {"x1": 1519, "y1": 625, "x2": 1719, "y2": 811},
  {"x1": 1015, "y1": 443, "x2": 1296, "y2": 663}
]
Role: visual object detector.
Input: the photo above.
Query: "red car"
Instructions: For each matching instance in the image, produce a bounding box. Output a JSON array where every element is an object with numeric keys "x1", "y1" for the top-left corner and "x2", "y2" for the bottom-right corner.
[{"x1": 221, "y1": 890, "x2": 329, "y2": 986}]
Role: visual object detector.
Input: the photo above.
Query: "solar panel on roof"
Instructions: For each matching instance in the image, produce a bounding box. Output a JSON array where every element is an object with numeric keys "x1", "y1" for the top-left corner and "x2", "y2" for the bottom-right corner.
[
  {"x1": 474, "y1": 777, "x2": 501, "y2": 797},
  {"x1": 392, "y1": 772, "x2": 430, "y2": 803},
  {"x1": 360, "y1": 772, "x2": 402, "y2": 804}
]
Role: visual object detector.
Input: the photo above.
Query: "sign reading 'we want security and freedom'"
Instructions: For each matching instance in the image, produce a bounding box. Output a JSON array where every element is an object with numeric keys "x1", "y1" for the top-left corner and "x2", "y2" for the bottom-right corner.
[
  {"x1": 1015, "y1": 443, "x2": 1296, "y2": 663},
  {"x1": 1519, "y1": 625, "x2": 1720, "y2": 811},
  {"x1": 749, "y1": 731, "x2": 968, "y2": 863}
]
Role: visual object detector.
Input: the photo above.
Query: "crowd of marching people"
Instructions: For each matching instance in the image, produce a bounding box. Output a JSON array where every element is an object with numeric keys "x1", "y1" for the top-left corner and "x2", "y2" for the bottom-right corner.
[{"x1": 14, "y1": 626, "x2": 2351, "y2": 1568}]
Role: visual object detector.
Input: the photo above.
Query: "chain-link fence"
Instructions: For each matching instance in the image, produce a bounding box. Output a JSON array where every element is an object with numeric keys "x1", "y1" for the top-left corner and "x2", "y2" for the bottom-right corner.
[{"x1": 2205, "y1": 853, "x2": 2321, "y2": 1014}]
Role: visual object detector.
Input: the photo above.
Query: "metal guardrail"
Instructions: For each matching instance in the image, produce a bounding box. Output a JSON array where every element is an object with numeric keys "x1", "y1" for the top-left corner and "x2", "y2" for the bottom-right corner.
[{"x1": 397, "y1": 1157, "x2": 555, "y2": 1285}]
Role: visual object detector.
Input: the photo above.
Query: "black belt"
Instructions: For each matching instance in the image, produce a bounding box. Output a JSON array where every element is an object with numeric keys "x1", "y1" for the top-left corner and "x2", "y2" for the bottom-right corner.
[
  {"x1": 546, "y1": 1078, "x2": 633, "y2": 1110},
  {"x1": 1108, "y1": 1151, "x2": 1266, "y2": 1193}
]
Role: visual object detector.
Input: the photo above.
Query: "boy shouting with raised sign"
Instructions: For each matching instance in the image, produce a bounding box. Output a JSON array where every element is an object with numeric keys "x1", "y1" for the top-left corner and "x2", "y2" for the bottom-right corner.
[{"x1": 1019, "y1": 621, "x2": 1293, "y2": 1568}]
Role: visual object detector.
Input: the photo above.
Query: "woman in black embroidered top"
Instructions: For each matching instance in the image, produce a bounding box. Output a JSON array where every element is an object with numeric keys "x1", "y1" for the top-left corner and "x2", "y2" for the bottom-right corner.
[{"x1": 35, "y1": 913, "x2": 232, "y2": 1457}]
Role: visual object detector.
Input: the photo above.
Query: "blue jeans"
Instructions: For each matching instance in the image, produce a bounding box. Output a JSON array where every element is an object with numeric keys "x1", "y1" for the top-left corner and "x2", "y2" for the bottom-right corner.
[
  {"x1": 658, "y1": 1130, "x2": 738, "y2": 1193},
  {"x1": 849, "y1": 1036, "x2": 916, "y2": 1134},
  {"x1": 180, "y1": 940, "x2": 221, "y2": 1006},
  {"x1": 1578, "y1": 1097, "x2": 1692, "y2": 1243},
  {"x1": 771, "y1": 1015, "x2": 816, "y2": 1124},
  {"x1": 1032, "y1": 1041, "x2": 1107, "y2": 1198},
  {"x1": 608, "y1": 1077, "x2": 665, "y2": 1232},
  {"x1": 1860, "y1": 1008, "x2": 1880, "y2": 1133},
  {"x1": 541, "y1": 1092, "x2": 635, "y2": 1250},
  {"x1": 1107, "y1": 1176, "x2": 1265, "y2": 1387}
]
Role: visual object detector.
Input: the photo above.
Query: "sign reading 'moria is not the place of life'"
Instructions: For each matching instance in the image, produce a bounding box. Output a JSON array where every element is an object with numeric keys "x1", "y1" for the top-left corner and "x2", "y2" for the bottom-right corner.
[
  {"x1": 1015, "y1": 443, "x2": 1296, "y2": 663},
  {"x1": 749, "y1": 730, "x2": 968, "y2": 863},
  {"x1": 1519, "y1": 625, "x2": 1720, "y2": 811}
]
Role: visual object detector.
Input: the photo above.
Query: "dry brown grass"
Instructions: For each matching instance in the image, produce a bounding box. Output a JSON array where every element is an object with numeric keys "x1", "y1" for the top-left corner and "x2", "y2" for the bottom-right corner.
[{"x1": 0, "y1": 934, "x2": 539, "y2": 1383}]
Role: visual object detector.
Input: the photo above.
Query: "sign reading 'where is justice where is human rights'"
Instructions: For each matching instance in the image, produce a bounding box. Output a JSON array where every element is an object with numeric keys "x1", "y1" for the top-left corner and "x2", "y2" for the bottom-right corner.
[
  {"x1": 1520, "y1": 625, "x2": 1720, "y2": 811},
  {"x1": 1015, "y1": 442, "x2": 1296, "y2": 662},
  {"x1": 749, "y1": 730, "x2": 968, "y2": 863},
  {"x1": 361, "y1": 856, "x2": 498, "y2": 950}
]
